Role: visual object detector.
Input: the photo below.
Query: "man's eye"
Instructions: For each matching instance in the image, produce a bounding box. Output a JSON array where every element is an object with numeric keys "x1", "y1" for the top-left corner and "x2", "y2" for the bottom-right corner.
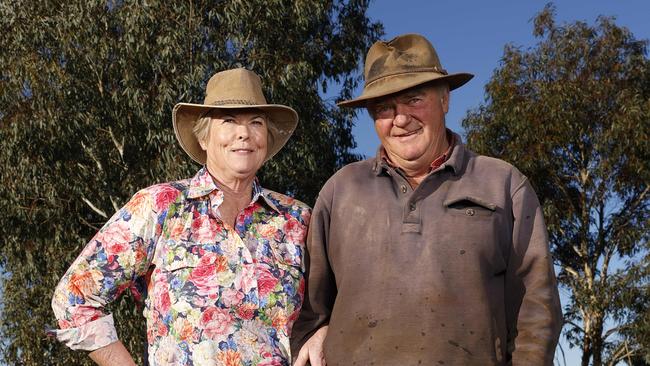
[{"x1": 408, "y1": 97, "x2": 422, "y2": 105}]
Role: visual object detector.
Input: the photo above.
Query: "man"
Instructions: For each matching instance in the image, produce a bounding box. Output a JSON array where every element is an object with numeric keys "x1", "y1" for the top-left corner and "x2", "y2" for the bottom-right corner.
[{"x1": 291, "y1": 33, "x2": 562, "y2": 366}]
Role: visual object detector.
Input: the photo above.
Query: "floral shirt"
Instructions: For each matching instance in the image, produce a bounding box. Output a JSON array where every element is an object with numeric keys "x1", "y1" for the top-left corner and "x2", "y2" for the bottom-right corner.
[{"x1": 52, "y1": 167, "x2": 311, "y2": 366}]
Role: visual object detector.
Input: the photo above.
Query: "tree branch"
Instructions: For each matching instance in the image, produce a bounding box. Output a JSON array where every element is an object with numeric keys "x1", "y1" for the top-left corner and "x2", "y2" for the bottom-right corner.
[{"x1": 81, "y1": 196, "x2": 108, "y2": 218}]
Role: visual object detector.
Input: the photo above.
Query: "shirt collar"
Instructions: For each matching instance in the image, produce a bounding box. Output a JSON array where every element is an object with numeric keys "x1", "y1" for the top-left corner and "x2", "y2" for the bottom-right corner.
[
  {"x1": 186, "y1": 167, "x2": 281, "y2": 213},
  {"x1": 373, "y1": 129, "x2": 465, "y2": 176}
]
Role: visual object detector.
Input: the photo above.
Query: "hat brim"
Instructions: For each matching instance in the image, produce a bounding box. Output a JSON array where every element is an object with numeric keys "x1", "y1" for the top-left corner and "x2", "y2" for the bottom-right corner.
[
  {"x1": 173, "y1": 103, "x2": 298, "y2": 165},
  {"x1": 337, "y1": 72, "x2": 473, "y2": 108}
]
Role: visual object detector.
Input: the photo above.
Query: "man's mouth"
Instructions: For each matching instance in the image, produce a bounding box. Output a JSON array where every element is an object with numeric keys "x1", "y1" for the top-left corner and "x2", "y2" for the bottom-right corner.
[{"x1": 394, "y1": 128, "x2": 422, "y2": 138}]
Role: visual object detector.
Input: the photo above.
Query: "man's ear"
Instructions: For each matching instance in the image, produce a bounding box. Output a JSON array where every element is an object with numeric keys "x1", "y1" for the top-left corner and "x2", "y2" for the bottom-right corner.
[{"x1": 441, "y1": 90, "x2": 450, "y2": 114}]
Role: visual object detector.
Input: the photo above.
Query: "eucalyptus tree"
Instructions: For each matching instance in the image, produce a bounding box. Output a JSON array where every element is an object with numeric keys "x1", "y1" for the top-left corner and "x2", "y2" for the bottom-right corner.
[
  {"x1": 463, "y1": 5, "x2": 649, "y2": 366},
  {"x1": 0, "y1": 0, "x2": 382, "y2": 363}
]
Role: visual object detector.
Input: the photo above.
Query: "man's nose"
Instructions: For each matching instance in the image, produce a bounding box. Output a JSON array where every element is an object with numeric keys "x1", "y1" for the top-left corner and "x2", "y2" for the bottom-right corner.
[{"x1": 393, "y1": 104, "x2": 411, "y2": 127}]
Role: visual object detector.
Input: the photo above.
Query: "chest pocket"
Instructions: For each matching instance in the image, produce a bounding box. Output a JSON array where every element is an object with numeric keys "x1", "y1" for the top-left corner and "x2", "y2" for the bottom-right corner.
[
  {"x1": 149, "y1": 241, "x2": 228, "y2": 313},
  {"x1": 269, "y1": 241, "x2": 304, "y2": 270},
  {"x1": 444, "y1": 195, "x2": 496, "y2": 218}
]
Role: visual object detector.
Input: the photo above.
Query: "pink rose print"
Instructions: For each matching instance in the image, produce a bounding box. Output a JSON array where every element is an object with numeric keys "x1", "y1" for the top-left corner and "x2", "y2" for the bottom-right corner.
[
  {"x1": 283, "y1": 219, "x2": 305, "y2": 244},
  {"x1": 151, "y1": 185, "x2": 180, "y2": 212},
  {"x1": 221, "y1": 287, "x2": 244, "y2": 307},
  {"x1": 200, "y1": 307, "x2": 233, "y2": 339},
  {"x1": 154, "y1": 279, "x2": 171, "y2": 313},
  {"x1": 95, "y1": 221, "x2": 131, "y2": 255},
  {"x1": 191, "y1": 215, "x2": 219, "y2": 243},
  {"x1": 236, "y1": 265, "x2": 257, "y2": 294},
  {"x1": 189, "y1": 252, "x2": 228, "y2": 297},
  {"x1": 236, "y1": 302, "x2": 257, "y2": 320},
  {"x1": 69, "y1": 306, "x2": 101, "y2": 327},
  {"x1": 258, "y1": 358, "x2": 285, "y2": 366},
  {"x1": 256, "y1": 267, "x2": 279, "y2": 298}
]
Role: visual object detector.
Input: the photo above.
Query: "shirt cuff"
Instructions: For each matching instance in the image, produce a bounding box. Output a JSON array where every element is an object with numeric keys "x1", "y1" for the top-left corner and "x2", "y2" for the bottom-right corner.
[{"x1": 53, "y1": 313, "x2": 119, "y2": 351}]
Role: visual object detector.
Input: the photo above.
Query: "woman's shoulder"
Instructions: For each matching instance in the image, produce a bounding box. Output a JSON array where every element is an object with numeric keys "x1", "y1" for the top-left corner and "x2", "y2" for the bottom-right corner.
[
  {"x1": 128, "y1": 178, "x2": 190, "y2": 213},
  {"x1": 262, "y1": 189, "x2": 312, "y2": 222}
]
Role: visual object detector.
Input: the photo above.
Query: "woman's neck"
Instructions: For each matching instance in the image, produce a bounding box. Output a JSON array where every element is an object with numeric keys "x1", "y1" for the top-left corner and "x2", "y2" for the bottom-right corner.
[{"x1": 207, "y1": 169, "x2": 256, "y2": 228}]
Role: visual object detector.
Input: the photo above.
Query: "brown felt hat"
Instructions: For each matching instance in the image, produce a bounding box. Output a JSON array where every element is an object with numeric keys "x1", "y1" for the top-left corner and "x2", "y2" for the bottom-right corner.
[
  {"x1": 173, "y1": 68, "x2": 298, "y2": 165},
  {"x1": 338, "y1": 33, "x2": 474, "y2": 108}
]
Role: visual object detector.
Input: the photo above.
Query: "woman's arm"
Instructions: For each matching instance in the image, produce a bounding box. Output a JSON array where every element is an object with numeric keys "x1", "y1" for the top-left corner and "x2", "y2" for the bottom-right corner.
[
  {"x1": 89, "y1": 341, "x2": 137, "y2": 366},
  {"x1": 51, "y1": 187, "x2": 170, "y2": 354}
]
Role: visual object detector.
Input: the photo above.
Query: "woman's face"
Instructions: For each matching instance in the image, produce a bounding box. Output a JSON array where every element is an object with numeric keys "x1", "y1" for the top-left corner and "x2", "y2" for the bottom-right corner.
[{"x1": 199, "y1": 109, "x2": 268, "y2": 184}]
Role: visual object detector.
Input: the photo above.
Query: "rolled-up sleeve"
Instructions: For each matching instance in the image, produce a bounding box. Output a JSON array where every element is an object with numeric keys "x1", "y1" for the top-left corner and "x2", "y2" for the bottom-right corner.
[
  {"x1": 51, "y1": 189, "x2": 159, "y2": 351},
  {"x1": 506, "y1": 177, "x2": 563, "y2": 365}
]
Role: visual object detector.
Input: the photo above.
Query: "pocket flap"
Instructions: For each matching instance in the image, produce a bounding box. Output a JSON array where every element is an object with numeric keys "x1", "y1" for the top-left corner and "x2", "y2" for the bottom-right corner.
[{"x1": 444, "y1": 195, "x2": 497, "y2": 211}]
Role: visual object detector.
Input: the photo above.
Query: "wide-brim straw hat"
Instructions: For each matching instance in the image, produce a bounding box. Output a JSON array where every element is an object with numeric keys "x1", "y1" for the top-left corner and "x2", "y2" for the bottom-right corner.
[
  {"x1": 338, "y1": 33, "x2": 474, "y2": 108},
  {"x1": 173, "y1": 68, "x2": 298, "y2": 165}
]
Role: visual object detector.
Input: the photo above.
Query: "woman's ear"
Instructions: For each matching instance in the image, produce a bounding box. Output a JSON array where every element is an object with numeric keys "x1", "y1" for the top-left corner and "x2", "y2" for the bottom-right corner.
[{"x1": 198, "y1": 136, "x2": 208, "y2": 151}]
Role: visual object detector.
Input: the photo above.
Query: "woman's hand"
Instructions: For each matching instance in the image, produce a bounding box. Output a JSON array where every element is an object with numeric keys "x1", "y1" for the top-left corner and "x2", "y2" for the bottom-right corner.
[
  {"x1": 89, "y1": 341, "x2": 137, "y2": 366},
  {"x1": 293, "y1": 325, "x2": 328, "y2": 366}
]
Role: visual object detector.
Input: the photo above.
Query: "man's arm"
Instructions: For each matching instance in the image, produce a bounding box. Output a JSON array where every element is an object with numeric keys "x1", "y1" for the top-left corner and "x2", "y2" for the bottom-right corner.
[
  {"x1": 291, "y1": 189, "x2": 337, "y2": 364},
  {"x1": 506, "y1": 177, "x2": 563, "y2": 365}
]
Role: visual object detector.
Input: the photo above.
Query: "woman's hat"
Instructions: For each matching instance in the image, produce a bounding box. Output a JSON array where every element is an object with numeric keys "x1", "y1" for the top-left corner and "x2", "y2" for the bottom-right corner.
[
  {"x1": 173, "y1": 68, "x2": 298, "y2": 164},
  {"x1": 338, "y1": 33, "x2": 474, "y2": 108}
]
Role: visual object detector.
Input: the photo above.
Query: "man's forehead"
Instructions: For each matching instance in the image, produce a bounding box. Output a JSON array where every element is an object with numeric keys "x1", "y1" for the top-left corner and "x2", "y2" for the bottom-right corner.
[{"x1": 367, "y1": 84, "x2": 435, "y2": 106}]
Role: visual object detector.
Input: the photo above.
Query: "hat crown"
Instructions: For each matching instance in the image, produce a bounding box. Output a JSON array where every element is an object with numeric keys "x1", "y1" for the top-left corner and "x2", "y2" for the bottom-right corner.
[
  {"x1": 364, "y1": 33, "x2": 447, "y2": 86},
  {"x1": 203, "y1": 68, "x2": 268, "y2": 106}
]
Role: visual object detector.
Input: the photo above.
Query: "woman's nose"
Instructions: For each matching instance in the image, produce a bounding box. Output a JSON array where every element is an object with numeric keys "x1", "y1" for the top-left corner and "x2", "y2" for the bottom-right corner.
[{"x1": 236, "y1": 124, "x2": 250, "y2": 140}]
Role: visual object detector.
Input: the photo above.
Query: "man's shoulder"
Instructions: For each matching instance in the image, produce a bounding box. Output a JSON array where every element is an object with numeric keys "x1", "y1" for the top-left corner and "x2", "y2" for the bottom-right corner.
[
  {"x1": 327, "y1": 158, "x2": 376, "y2": 183},
  {"x1": 461, "y1": 148, "x2": 529, "y2": 194},
  {"x1": 464, "y1": 148, "x2": 525, "y2": 179},
  {"x1": 313, "y1": 158, "x2": 375, "y2": 205}
]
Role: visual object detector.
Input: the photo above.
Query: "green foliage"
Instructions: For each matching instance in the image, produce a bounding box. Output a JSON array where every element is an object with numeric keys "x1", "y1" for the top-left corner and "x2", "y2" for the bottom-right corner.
[
  {"x1": 463, "y1": 5, "x2": 649, "y2": 366},
  {"x1": 0, "y1": 0, "x2": 382, "y2": 364}
]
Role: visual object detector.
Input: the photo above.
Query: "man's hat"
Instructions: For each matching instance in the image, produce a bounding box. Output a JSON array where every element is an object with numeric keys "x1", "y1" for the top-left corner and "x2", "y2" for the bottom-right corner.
[
  {"x1": 338, "y1": 33, "x2": 474, "y2": 108},
  {"x1": 173, "y1": 68, "x2": 298, "y2": 165}
]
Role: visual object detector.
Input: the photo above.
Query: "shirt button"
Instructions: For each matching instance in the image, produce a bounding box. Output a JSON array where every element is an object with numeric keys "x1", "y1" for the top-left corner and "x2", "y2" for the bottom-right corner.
[
  {"x1": 400, "y1": 185, "x2": 407, "y2": 193},
  {"x1": 466, "y1": 208, "x2": 475, "y2": 216},
  {"x1": 409, "y1": 202, "x2": 416, "y2": 211}
]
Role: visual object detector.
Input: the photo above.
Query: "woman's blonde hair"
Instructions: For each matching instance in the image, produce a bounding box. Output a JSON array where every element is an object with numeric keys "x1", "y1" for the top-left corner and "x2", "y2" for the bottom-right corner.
[{"x1": 192, "y1": 108, "x2": 275, "y2": 149}]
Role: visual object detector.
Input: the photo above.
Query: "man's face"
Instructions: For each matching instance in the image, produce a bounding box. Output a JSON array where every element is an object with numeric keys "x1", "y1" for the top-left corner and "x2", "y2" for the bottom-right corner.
[{"x1": 368, "y1": 84, "x2": 449, "y2": 171}]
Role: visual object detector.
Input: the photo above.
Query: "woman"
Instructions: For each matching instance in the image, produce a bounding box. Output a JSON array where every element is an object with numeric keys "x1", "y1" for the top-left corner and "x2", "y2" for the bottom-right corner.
[{"x1": 51, "y1": 68, "x2": 311, "y2": 366}]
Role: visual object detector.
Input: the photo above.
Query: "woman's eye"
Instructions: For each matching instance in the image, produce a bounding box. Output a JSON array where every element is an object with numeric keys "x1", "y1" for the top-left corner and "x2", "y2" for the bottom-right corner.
[
  {"x1": 251, "y1": 119, "x2": 264, "y2": 125},
  {"x1": 222, "y1": 118, "x2": 235, "y2": 123}
]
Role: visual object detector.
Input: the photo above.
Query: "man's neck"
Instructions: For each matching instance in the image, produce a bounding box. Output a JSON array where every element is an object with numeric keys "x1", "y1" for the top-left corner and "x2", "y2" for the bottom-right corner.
[{"x1": 383, "y1": 131, "x2": 454, "y2": 188}]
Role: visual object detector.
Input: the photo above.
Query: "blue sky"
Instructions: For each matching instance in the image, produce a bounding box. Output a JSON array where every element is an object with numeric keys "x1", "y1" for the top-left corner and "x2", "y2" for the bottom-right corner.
[{"x1": 346, "y1": 1, "x2": 650, "y2": 365}]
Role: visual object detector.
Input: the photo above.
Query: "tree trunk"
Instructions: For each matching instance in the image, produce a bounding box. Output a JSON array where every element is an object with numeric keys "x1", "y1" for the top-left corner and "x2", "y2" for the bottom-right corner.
[
  {"x1": 592, "y1": 319, "x2": 604, "y2": 366},
  {"x1": 582, "y1": 335, "x2": 592, "y2": 366}
]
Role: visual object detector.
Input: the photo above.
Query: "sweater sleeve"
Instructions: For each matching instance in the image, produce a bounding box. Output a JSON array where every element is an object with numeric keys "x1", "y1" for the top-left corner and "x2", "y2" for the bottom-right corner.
[
  {"x1": 506, "y1": 177, "x2": 563, "y2": 365},
  {"x1": 290, "y1": 188, "x2": 337, "y2": 357}
]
